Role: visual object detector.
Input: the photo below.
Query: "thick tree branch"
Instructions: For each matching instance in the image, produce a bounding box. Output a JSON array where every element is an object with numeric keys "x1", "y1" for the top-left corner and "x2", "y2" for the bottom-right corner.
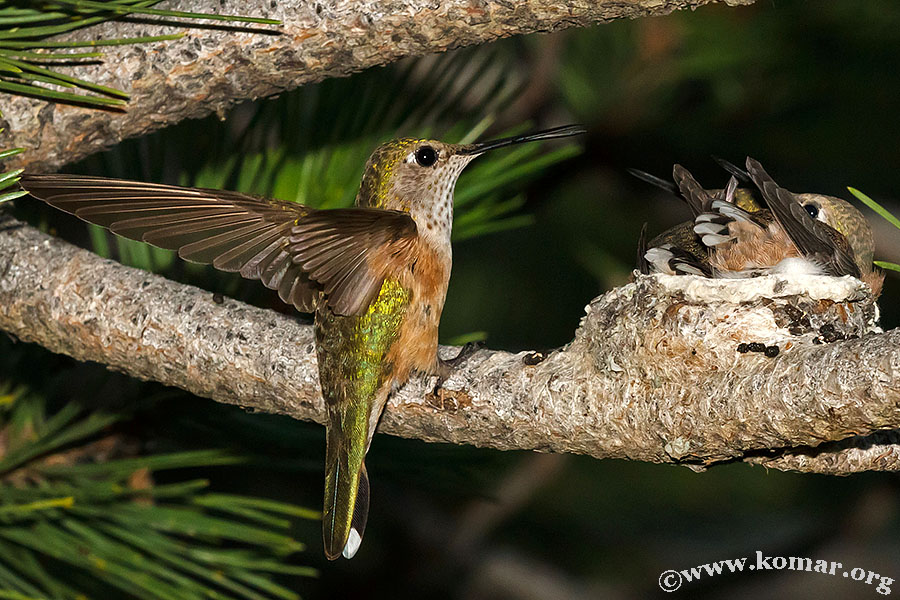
[
  {"x1": 1, "y1": 214, "x2": 897, "y2": 475},
  {"x1": 2, "y1": 0, "x2": 753, "y2": 173}
]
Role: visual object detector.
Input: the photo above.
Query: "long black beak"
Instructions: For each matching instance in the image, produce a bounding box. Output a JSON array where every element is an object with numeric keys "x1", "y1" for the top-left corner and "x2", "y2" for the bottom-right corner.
[{"x1": 457, "y1": 124, "x2": 587, "y2": 155}]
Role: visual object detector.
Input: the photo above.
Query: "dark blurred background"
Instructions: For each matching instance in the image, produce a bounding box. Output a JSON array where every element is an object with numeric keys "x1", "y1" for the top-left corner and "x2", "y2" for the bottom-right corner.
[{"x1": 5, "y1": 0, "x2": 900, "y2": 598}]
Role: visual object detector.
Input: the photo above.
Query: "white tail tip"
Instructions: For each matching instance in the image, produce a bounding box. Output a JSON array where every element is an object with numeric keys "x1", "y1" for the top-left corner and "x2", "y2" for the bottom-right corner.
[{"x1": 342, "y1": 528, "x2": 362, "y2": 559}]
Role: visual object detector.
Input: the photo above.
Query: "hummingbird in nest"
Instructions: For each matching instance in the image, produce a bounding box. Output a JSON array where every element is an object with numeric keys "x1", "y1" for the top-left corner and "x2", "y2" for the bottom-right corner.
[
  {"x1": 631, "y1": 161, "x2": 763, "y2": 277},
  {"x1": 634, "y1": 158, "x2": 883, "y2": 297},
  {"x1": 18, "y1": 124, "x2": 586, "y2": 560}
]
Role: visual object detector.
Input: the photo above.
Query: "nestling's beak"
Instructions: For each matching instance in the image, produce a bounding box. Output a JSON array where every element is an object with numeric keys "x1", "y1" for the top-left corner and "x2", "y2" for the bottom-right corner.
[{"x1": 456, "y1": 124, "x2": 587, "y2": 155}]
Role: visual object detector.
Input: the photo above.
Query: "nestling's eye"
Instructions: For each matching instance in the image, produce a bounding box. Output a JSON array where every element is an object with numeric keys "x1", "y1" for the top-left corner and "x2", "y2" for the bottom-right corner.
[
  {"x1": 803, "y1": 203, "x2": 820, "y2": 219},
  {"x1": 414, "y1": 146, "x2": 438, "y2": 167}
]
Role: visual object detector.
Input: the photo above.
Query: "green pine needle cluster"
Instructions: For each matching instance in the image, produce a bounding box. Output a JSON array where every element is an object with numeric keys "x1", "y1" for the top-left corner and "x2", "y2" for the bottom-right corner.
[
  {"x1": 0, "y1": 1, "x2": 279, "y2": 107},
  {"x1": 0, "y1": 142, "x2": 26, "y2": 204},
  {"x1": 0, "y1": 384, "x2": 318, "y2": 600}
]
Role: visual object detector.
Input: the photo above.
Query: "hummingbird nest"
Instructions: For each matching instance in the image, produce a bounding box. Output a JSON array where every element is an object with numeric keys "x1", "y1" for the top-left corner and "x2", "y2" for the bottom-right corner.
[
  {"x1": 593, "y1": 272, "x2": 882, "y2": 370},
  {"x1": 562, "y1": 272, "x2": 883, "y2": 468}
]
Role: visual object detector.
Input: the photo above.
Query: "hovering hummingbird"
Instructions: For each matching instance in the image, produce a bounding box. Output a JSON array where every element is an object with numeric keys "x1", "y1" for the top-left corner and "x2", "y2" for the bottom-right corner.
[
  {"x1": 18, "y1": 124, "x2": 586, "y2": 560},
  {"x1": 635, "y1": 158, "x2": 883, "y2": 297}
]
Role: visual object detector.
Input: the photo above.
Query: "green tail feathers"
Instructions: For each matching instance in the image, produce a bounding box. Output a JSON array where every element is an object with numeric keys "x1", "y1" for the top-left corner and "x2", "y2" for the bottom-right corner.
[{"x1": 322, "y1": 426, "x2": 370, "y2": 561}]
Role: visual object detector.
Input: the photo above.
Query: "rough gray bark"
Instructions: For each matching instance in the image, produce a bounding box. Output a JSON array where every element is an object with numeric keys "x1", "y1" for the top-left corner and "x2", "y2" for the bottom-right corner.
[
  {"x1": 2, "y1": 0, "x2": 896, "y2": 477},
  {"x1": 2, "y1": 0, "x2": 754, "y2": 173},
  {"x1": 1, "y1": 214, "x2": 897, "y2": 475}
]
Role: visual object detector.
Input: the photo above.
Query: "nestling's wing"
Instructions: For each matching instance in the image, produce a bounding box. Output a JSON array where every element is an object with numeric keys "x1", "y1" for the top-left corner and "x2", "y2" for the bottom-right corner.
[
  {"x1": 20, "y1": 174, "x2": 418, "y2": 316},
  {"x1": 626, "y1": 168, "x2": 678, "y2": 196},
  {"x1": 673, "y1": 164, "x2": 714, "y2": 217},
  {"x1": 643, "y1": 234, "x2": 714, "y2": 277},
  {"x1": 636, "y1": 222, "x2": 650, "y2": 274},
  {"x1": 711, "y1": 156, "x2": 752, "y2": 184},
  {"x1": 744, "y1": 159, "x2": 860, "y2": 278}
]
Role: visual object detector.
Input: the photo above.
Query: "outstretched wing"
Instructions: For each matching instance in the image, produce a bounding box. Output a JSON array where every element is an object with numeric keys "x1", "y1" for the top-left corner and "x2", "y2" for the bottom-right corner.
[
  {"x1": 744, "y1": 159, "x2": 860, "y2": 278},
  {"x1": 289, "y1": 208, "x2": 416, "y2": 316},
  {"x1": 19, "y1": 174, "x2": 418, "y2": 316}
]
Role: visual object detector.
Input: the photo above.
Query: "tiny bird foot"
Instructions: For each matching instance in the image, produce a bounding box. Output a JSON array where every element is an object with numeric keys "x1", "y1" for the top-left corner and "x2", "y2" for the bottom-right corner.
[
  {"x1": 431, "y1": 341, "x2": 485, "y2": 395},
  {"x1": 443, "y1": 341, "x2": 484, "y2": 370}
]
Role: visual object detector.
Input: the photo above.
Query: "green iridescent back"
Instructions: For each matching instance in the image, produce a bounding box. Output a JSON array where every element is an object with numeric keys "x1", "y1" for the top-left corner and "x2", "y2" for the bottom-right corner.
[
  {"x1": 356, "y1": 139, "x2": 422, "y2": 209},
  {"x1": 316, "y1": 278, "x2": 411, "y2": 558},
  {"x1": 315, "y1": 279, "x2": 410, "y2": 414}
]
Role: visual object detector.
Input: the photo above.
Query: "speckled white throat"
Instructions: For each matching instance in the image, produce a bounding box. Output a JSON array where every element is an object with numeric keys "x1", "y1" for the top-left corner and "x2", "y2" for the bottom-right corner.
[{"x1": 409, "y1": 153, "x2": 475, "y2": 255}]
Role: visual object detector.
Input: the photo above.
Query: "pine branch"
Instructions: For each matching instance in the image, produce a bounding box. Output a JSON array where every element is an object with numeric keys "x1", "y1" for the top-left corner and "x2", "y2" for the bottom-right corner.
[
  {"x1": 0, "y1": 385, "x2": 318, "y2": 599},
  {"x1": 0, "y1": 1, "x2": 278, "y2": 108},
  {"x1": 1, "y1": 0, "x2": 754, "y2": 173},
  {"x1": 1, "y1": 214, "x2": 897, "y2": 476}
]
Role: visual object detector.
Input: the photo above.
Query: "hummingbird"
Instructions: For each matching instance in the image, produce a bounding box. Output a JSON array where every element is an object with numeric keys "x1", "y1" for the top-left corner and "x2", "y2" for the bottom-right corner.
[
  {"x1": 634, "y1": 168, "x2": 749, "y2": 276},
  {"x1": 17, "y1": 124, "x2": 586, "y2": 560},
  {"x1": 631, "y1": 159, "x2": 766, "y2": 276},
  {"x1": 635, "y1": 158, "x2": 883, "y2": 297}
]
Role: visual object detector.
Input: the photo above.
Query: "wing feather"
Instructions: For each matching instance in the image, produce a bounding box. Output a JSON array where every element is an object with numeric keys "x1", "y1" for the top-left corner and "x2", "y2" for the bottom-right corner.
[
  {"x1": 289, "y1": 208, "x2": 418, "y2": 315},
  {"x1": 745, "y1": 159, "x2": 860, "y2": 278},
  {"x1": 214, "y1": 226, "x2": 292, "y2": 272},
  {"x1": 673, "y1": 164, "x2": 714, "y2": 218},
  {"x1": 20, "y1": 174, "x2": 418, "y2": 316}
]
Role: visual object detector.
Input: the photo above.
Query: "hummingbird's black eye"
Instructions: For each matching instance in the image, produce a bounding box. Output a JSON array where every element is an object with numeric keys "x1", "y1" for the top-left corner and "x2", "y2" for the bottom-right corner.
[
  {"x1": 803, "y1": 203, "x2": 820, "y2": 219},
  {"x1": 414, "y1": 146, "x2": 438, "y2": 167}
]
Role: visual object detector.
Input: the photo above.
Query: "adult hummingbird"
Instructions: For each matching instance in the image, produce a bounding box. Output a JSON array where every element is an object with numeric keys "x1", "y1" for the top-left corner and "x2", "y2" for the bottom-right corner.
[
  {"x1": 18, "y1": 124, "x2": 586, "y2": 560},
  {"x1": 635, "y1": 158, "x2": 882, "y2": 297}
]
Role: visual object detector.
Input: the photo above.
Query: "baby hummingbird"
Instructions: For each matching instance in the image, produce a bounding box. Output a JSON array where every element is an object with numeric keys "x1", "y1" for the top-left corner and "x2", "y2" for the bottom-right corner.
[
  {"x1": 18, "y1": 124, "x2": 586, "y2": 560},
  {"x1": 632, "y1": 164, "x2": 763, "y2": 277},
  {"x1": 636, "y1": 158, "x2": 882, "y2": 297}
]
